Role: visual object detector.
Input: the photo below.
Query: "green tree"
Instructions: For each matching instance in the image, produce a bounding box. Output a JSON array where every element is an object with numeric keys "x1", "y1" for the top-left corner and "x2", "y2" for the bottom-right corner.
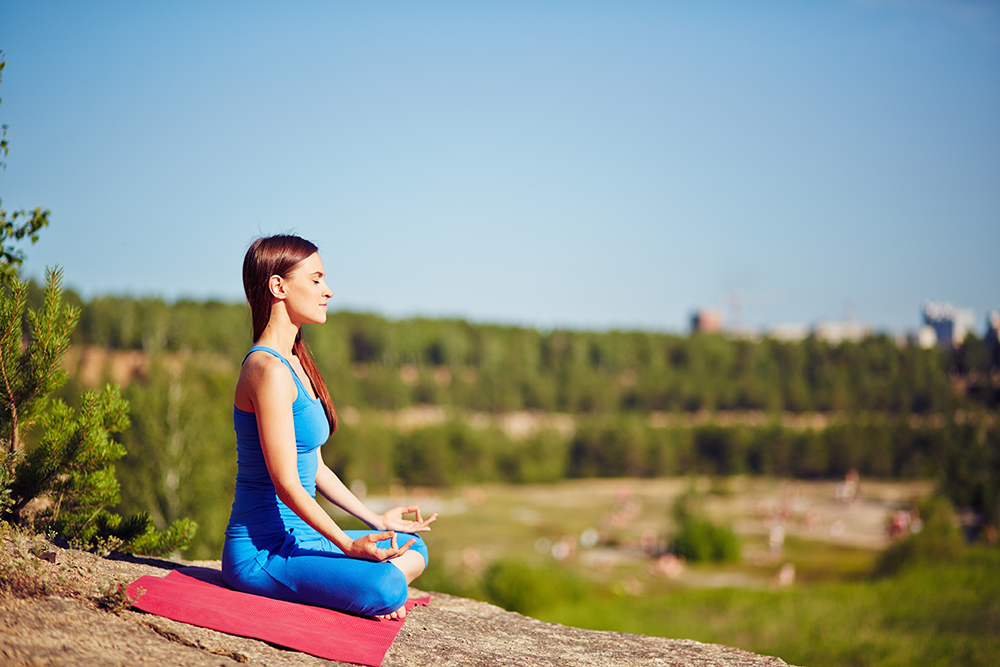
[
  {"x1": 117, "y1": 354, "x2": 234, "y2": 559},
  {"x1": 670, "y1": 493, "x2": 740, "y2": 563},
  {"x1": 0, "y1": 271, "x2": 195, "y2": 555}
]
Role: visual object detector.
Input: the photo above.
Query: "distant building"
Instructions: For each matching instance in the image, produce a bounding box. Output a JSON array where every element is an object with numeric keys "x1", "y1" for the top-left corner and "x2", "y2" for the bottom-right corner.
[
  {"x1": 986, "y1": 311, "x2": 1000, "y2": 363},
  {"x1": 726, "y1": 327, "x2": 762, "y2": 342},
  {"x1": 922, "y1": 301, "x2": 976, "y2": 349},
  {"x1": 691, "y1": 308, "x2": 723, "y2": 334},
  {"x1": 766, "y1": 322, "x2": 810, "y2": 342},
  {"x1": 987, "y1": 311, "x2": 1000, "y2": 342},
  {"x1": 814, "y1": 320, "x2": 870, "y2": 345},
  {"x1": 914, "y1": 325, "x2": 938, "y2": 349}
]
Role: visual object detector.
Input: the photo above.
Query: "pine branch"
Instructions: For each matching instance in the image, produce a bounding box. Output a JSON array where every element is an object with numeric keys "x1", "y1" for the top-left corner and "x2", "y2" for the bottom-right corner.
[
  {"x1": 0, "y1": 280, "x2": 26, "y2": 457},
  {"x1": 0, "y1": 335, "x2": 18, "y2": 456}
]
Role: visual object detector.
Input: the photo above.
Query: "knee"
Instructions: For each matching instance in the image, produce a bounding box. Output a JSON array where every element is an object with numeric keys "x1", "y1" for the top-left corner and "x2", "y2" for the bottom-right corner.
[
  {"x1": 402, "y1": 533, "x2": 429, "y2": 566},
  {"x1": 367, "y1": 566, "x2": 409, "y2": 616},
  {"x1": 409, "y1": 548, "x2": 428, "y2": 576}
]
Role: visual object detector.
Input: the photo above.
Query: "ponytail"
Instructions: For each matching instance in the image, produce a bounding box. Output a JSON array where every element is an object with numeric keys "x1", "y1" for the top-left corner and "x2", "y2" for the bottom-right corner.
[{"x1": 293, "y1": 332, "x2": 337, "y2": 432}]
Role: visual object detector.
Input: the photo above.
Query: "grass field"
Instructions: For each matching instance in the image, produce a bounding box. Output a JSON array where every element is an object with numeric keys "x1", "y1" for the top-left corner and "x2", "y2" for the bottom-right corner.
[
  {"x1": 325, "y1": 477, "x2": 997, "y2": 666},
  {"x1": 538, "y1": 547, "x2": 1000, "y2": 667},
  {"x1": 332, "y1": 477, "x2": 933, "y2": 586}
]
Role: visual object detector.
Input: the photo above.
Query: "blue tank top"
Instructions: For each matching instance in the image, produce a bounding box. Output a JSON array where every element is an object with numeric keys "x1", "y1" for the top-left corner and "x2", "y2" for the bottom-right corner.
[{"x1": 225, "y1": 345, "x2": 331, "y2": 541}]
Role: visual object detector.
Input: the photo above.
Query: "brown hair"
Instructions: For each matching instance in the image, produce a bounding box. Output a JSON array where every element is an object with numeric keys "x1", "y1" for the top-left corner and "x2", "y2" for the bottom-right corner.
[{"x1": 243, "y1": 234, "x2": 337, "y2": 433}]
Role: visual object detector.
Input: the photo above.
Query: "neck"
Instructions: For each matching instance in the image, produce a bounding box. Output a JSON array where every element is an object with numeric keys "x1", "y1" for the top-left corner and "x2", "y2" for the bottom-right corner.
[{"x1": 256, "y1": 311, "x2": 299, "y2": 358}]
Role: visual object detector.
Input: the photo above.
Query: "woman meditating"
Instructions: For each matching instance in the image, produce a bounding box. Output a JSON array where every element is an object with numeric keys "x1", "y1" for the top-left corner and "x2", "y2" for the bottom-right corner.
[{"x1": 223, "y1": 234, "x2": 436, "y2": 620}]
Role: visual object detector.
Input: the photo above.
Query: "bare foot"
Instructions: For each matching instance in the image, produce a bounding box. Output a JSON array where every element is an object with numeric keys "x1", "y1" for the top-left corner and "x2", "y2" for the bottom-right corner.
[{"x1": 375, "y1": 604, "x2": 407, "y2": 621}]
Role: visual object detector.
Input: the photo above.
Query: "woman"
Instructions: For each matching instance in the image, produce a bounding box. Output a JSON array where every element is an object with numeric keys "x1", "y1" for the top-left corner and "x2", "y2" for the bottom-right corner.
[{"x1": 223, "y1": 234, "x2": 435, "y2": 620}]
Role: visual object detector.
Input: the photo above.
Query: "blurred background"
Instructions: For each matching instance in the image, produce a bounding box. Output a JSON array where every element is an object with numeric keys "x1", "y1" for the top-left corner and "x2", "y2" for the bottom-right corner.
[{"x1": 2, "y1": 2, "x2": 998, "y2": 666}]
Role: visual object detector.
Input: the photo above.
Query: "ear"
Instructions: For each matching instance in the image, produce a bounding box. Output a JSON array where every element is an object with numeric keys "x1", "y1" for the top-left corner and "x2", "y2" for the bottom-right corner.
[{"x1": 268, "y1": 275, "x2": 286, "y2": 299}]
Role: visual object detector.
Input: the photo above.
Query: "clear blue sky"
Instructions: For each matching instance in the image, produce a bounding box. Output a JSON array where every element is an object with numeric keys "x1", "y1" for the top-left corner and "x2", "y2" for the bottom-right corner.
[{"x1": 1, "y1": 1, "x2": 997, "y2": 334}]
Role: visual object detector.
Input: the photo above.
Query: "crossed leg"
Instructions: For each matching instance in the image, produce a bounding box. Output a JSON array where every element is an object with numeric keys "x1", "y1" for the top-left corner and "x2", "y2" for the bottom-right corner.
[{"x1": 375, "y1": 549, "x2": 427, "y2": 620}]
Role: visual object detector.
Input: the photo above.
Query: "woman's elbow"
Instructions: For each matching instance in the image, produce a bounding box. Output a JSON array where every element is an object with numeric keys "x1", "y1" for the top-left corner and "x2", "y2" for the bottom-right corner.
[{"x1": 272, "y1": 480, "x2": 304, "y2": 507}]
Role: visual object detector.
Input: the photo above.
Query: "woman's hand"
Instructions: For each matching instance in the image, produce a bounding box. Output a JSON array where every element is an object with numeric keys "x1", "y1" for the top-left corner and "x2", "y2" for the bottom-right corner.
[
  {"x1": 380, "y1": 505, "x2": 438, "y2": 533},
  {"x1": 345, "y1": 531, "x2": 416, "y2": 562}
]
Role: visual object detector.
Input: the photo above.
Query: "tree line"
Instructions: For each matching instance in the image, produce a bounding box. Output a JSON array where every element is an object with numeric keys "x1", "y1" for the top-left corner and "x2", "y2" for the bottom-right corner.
[
  {"x1": 47, "y1": 289, "x2": 998, "y2": 415},
  {"x1": 29, "y1": 288, "x2": 999, "y2": 558}
]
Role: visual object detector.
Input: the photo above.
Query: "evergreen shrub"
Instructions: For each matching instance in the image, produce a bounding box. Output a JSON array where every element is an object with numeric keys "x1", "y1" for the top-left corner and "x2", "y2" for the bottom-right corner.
[
  {"x1": 670, "y1": 493, "x2": 740, "y2": 563},
  {"x1": 0, "y1": 271, "x2": 195, "y2": 556}
]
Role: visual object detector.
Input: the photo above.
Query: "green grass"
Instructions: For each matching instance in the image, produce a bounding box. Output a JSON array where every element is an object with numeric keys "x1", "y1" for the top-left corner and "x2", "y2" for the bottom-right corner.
[
  {"x1": 332, "y1": 478, "x2": 995, "y2": 665},
  {"x1": 776, "y1": 535, "x2": 877, "y2": 583},
  {"x1": 353, "y1": 479, "x2": 896, "y2": 593},
  {"x1": 536, "y1": 547, "x2": 1000, "y2": 667}
]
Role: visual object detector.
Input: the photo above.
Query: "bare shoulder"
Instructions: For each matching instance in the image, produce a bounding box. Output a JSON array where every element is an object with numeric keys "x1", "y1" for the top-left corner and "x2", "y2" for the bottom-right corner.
[
  {"x1": 242, "y1": 349, "x2": 283, "y2": 374},
  {"x1": 237, "y1": 351, "x2": 296, "y2": 407}
]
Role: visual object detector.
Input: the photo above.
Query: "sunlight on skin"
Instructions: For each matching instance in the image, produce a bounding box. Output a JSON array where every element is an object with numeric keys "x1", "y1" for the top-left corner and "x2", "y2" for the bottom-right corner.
[{"x1": 376, "y1": 550, "x2": 427, "y2": 620}]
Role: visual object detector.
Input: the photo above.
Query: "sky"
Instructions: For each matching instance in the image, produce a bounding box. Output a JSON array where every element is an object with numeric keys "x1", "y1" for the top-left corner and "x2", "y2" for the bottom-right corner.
[{"x1": 0, "y1": 0, "x2": 997, "y2": 335}]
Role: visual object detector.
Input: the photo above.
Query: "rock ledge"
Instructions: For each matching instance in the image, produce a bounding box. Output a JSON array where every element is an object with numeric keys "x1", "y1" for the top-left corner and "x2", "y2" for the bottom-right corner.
[{"x1": 0, "y1": 541, "x2": 796, "y2": 666}]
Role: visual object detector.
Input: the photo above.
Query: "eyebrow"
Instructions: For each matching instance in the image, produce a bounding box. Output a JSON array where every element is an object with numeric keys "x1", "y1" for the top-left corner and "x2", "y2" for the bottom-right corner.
[{"x1": 310, "y1": 271, "x2": 324, "y2": 278}]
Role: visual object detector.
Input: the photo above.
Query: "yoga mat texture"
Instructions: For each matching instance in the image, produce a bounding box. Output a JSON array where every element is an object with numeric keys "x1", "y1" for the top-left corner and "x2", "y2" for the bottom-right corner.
[{"x1": 127, "y1": 567, "x2": 429, "y2": 667}]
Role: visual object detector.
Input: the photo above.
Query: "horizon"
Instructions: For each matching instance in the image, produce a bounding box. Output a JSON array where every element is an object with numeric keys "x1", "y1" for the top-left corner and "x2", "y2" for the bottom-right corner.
[
  {"x1": 1, "y1": 1, "x2": 998, "y2": 335},
  {"x1": 32, "y1": 274, "x2": 994, "y2": 340}
]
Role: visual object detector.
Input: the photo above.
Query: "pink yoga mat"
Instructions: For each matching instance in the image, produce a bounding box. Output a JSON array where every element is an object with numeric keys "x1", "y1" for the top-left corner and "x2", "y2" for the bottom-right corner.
[{"x1": 127, "y1": 567, "x2": 429, "y2": 667}]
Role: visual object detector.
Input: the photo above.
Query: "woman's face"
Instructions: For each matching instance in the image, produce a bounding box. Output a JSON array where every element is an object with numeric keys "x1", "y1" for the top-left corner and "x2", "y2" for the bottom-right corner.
[{"x1": 277, "y1": 252, "x2": 332, "y2": 326}]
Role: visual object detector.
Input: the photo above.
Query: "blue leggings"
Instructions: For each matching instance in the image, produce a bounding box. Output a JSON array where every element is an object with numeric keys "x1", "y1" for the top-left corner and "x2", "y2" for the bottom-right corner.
[{"x1": 222, "y1": 530, "x2": 428, "y2": 617}]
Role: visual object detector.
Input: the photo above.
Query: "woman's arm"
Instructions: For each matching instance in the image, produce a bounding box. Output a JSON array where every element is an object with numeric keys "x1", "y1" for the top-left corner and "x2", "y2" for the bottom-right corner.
[
  {"x1": 246, "y1": 354, "x2": 412, "y2": 561},
  {"x1": 315, "y1": 454, "x2": 438, "y2": 533}
]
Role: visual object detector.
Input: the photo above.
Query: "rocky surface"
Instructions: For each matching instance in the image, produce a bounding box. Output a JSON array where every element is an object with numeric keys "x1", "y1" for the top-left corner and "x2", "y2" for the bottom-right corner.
[{"x1": 0, "y1": 535, "x2": 796, "y2": 667}]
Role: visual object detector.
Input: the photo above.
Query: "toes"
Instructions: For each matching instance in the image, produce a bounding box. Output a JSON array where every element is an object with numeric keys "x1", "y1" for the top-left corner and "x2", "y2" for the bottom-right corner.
[{"x1": 375, "y1": 605, "x2": 407, "y2": 621}]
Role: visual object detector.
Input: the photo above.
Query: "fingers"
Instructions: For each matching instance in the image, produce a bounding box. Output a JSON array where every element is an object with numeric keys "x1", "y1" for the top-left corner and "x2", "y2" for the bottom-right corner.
[
  {"x1": 396, "y1": 505, "x2": 421, "y2": 521},
  {"x1": 364, "y1": 532, "x2": 414, "y2": 562},
  {"x1": 372, "y1": 533, "x2": 417, "y2": 562},
  {"x1": 383, "y1": 507, "x2": 438, "y2": 533},
  {"x1": 402, "y1": 512, "x2": 438, "y2": 532},
  {"x1": 411, "y1": 513, "x2": 438, "y2": 532},
  {"x1": 353, "y1": 531, "x2": 401, "y2": 562},
  {"x1": 372, "y1": 548, "x2": 404, "y2": 562},
  {"x1": 376, "y1": 538, "x2": 413, "y2": 560}
]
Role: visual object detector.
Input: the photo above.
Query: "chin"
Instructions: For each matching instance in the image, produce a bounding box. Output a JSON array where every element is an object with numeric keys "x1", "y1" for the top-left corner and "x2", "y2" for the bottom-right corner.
[{"x1": 299, "y1": 312, "x2": 327, "y2": 326}]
